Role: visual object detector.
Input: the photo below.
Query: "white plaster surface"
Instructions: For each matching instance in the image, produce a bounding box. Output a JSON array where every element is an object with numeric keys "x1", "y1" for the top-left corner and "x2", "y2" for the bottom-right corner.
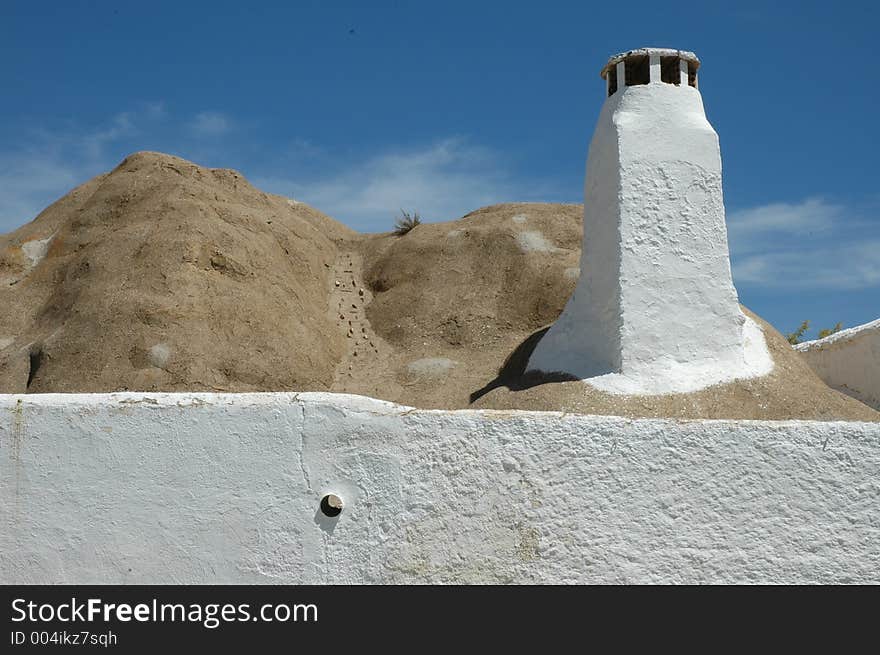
[
  {"x1": 2, "y1": 391, "x2": 878, "y2": 584},
  {"x1": 795, "y1": 319, "x2": 880, "y2": 410},
  {"x1": 515, "y1": 230, "x2": 559, "y2": 253},
  {"x1": 528, "y1": 71, "x2": 773, "y2": 393},
  {"x1": 148, "y1": 343, "x2": 171, "y2": 369},
  {"x1": 21, "y1": 235, "x2": 53, "y2": 268},
  {"x1": 585, "y1": 315, "x2": 772, "y2": 395}
]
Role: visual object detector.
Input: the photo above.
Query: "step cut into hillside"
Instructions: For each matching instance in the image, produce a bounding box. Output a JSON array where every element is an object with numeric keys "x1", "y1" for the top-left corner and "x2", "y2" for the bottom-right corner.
[{"x1": 0, "y1": 152, "x2": 876, "y2": 421}]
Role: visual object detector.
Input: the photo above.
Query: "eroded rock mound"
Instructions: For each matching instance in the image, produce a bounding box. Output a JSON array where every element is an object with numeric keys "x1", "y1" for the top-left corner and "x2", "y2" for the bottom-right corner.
[
  {"x1": 364, "y1": 204, "x2": 581, "y2": 349},
  {"x1": 334, "y1": 203, "x2": 584, "y2": 408},
  {"x1": 0, "y1": 152, "x2": 353, "y2": 392}
]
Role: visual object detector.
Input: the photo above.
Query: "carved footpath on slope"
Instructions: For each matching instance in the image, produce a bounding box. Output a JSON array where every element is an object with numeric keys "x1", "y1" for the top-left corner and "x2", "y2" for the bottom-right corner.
[{"x1": 327, "y1": 249, "x2": 403, "y2": 401}]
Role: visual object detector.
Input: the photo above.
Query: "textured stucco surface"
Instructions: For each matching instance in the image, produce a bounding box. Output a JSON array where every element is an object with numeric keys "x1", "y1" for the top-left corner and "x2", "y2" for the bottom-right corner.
[
  {"x1": 796, "y1": 319, "x2": 880, "y2": 410},
  {"x1": 528, "y1": 78, "x2": 772, "y2": 393},
  {"x1": 2, "y1": 392, "x2": 878, "y2": 584}
]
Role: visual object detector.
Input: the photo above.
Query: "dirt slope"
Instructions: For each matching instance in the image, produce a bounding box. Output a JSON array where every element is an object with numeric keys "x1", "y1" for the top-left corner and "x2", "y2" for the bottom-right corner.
[
  {"x1": 0, "y1": 152, "x2": 354, "y2": 393},
  {"x1": 1, "y1": 152, "x2": 876, "y2": 421},
  {"x1": 334, "y1": 202, "x2": 583, "y2": 406}
]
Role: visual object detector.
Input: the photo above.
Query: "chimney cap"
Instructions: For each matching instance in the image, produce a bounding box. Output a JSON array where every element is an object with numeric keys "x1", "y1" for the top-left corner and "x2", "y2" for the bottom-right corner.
[{"x1": 600, "y1": 48, "x2": 700, "y2": 79}]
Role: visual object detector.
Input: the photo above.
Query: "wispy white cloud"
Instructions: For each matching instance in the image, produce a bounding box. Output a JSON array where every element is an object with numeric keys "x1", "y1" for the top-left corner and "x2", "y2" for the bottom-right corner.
[
  {"x1": 255, "y1": 137, "x2": 552, "y2": 230},
  {"x1": 733, "y1": 240, "x2": 880, "y2": 289},
  {"x1": 728, "y1": 197, "x2": 879, "y2": 289},
  {"x1": 0, "y1": 154, "x2": 81, "y2": 230},
  {"x1": 2, "y1": 119, "x2": 554, "y2": 235},
  {"x1": 0, "y1": 105, "x2": 165, "y2": 232},
  {"x1": 727, "y1": 197, "x2": 841, "y2": 247},
  {"x1": 190, "y1": 111, "x2": 232, "y2": 137},
  {"x1": 82, "y1": 112, "x2": 136, "y2": 158},
  {"x1": 144, "y1": 102, "x2": 167, "y2": 120}
]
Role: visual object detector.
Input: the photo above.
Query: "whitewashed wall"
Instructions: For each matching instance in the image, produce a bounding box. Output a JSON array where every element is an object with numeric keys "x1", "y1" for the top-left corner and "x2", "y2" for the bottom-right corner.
[
  {"x1": 1, "y1": 392, "x2": 878, "y2": 584},
  {"x1": 796, "y1": 319, "x2": 880, "y2": 411}
]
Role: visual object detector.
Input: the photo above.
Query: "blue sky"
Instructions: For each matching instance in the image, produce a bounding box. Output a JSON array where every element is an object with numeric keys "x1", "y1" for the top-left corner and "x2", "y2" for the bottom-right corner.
[{"x1": 1, "y1": 0, "x2": 877, "y2": 339}]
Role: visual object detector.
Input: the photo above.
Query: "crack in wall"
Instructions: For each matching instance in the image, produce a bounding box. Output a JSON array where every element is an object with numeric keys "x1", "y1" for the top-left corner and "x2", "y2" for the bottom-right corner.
[{"x1": 296, "y1": 399, "x2": 312, "y2": 493}]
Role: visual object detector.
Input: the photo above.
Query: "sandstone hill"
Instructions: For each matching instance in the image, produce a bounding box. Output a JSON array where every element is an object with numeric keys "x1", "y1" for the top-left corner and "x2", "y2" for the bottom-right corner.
[
  {"x1": 1, "y1": 152, "x2": 876, "y2": 421},
  {"x1": 0, "y1": 152, "x2": 353, "y2": 393}
]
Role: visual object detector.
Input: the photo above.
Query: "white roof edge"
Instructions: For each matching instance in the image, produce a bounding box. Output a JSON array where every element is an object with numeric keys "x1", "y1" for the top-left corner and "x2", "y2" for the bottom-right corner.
[
  {"x1": 0, "y1": 390, "x2": 876, "y2": 427},
  {"x1": 600, "y1": 48, "x2": 700, "y2": 79},
  {"x1": 794, "y1": 318, "x2": 880, "y2": 351}
]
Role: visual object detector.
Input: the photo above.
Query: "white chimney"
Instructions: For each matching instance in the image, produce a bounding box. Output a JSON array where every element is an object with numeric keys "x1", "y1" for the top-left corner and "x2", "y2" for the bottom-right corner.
[{"x1": 527, "y1": 48, "x2": 772, "y2": 394}]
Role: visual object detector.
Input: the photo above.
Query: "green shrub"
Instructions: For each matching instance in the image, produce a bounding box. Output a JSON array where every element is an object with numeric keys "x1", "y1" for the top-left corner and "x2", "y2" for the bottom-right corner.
[
  {"x1": 393, "y1": 209, "x2": 421, "y2": 236},
  {"x1": 818, "y1": 322, "x2": 843, "y2": 339},
  {"x1": 786, "y1": 320, "x2": 843, "y2": 344},
  {"x1": 786, "y1": 320, "x2": 810, "y2": 345}
]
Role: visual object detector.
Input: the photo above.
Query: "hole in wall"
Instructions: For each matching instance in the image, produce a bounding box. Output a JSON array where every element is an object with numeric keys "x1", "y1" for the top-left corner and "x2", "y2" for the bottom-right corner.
[
  {"x1": 320, "y1": 494, "x2": 343, "y2": 518},
  {"x1": 607, "y1": 66, "x2": 618, "y2": 96},
  {"x1": 660, "y1": 56, "x2": 681, "y2": 85},
  {"x1": 624, "y1": 55, "x2": 650, "y2": 86},
  {"x1": 26, "y1": 345, "x2": 44, "y2": 389},
  {"x1": 369, "y1": 277, "x2": 391, "y2": 293},
  {"x1": 687, "y1": 60, "x2": 698, "y2": 87}
]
